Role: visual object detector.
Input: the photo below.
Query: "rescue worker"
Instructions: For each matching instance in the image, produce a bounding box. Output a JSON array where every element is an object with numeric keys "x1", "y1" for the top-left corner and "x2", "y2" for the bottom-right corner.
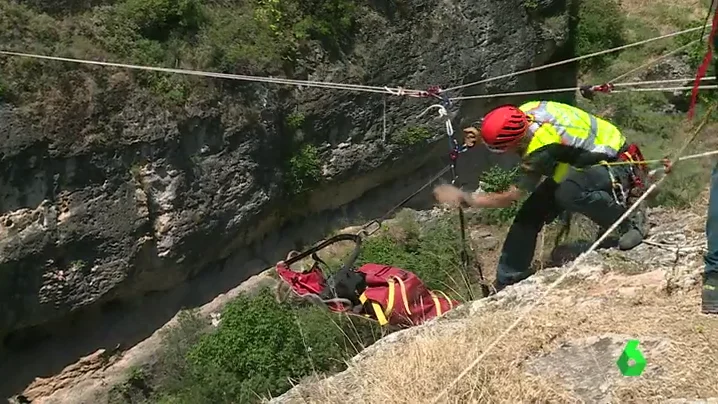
[
  {"x1": 433, "y1": 101, "x2": 646, "y2": 292},
  {"x1": 702, "y1": 19, "x2": 718, "y2": 315},
  {"x1": 703, "y1": 161, "x2": 718, "y2": 314}
]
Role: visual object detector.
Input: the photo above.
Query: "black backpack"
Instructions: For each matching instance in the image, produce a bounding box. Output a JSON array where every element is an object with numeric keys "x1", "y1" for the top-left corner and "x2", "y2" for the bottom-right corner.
[{"x1": 315, "y1": 255, "x2": 367, "y2": 306}]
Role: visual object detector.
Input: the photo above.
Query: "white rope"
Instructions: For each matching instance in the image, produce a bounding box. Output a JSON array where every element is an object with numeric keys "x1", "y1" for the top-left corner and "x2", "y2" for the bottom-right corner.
[
  {"x1": 0, "y1": 50, "x2": 427, "y2": 97},
  {"x1": 430, "y1": 180, "x2": 665, "y2": 403},
  {"x1": 613, "y1": 84, "x2": 718, "y2": 93},
  {"x1": 678, "y1": 149, "x2": 718, "y2": 161},
  {"x1": 610, "y1": 36, "x2": 708, "y2": 83},
  {"x1": 429, "y1": 105, "x2": 716, "y2": 404},
  {"x1": 418, "y1": 104, "x2": 455, "y2": 138},
  {"x1": 382, "y1": 96, "x2": 388, "y2": 143},
  {"x1": 1, "y1": 26, "x2": 708, "y2": 100},
  {"x1": 449, "y1": 78, "x2": 718, "y2": 100},
  {"x1": 616, "y1": 76, "x2": 717, "y2": 87},
  {"x1": 648, "y1": 149, "x2": 718, "y2": 177},
  {"x1": 443, "y1": 24, "x2": 710, "y2": 93}
]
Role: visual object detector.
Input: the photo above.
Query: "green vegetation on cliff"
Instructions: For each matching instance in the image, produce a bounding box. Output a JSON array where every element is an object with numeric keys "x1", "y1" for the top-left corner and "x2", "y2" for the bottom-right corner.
[{"x1": 0, "y1": 0, "x2": 357, "y2": 106}]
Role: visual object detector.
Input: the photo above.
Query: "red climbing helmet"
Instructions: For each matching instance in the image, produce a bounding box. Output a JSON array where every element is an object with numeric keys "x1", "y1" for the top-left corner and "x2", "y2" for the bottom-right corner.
[{"x1": 479, "y1": 105, "x2": 529, "y2": 153}]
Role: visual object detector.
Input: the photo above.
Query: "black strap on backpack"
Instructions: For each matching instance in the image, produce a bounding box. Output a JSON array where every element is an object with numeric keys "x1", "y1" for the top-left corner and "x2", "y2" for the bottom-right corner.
[{"x1": 283, "y1": 233, "x2": 366, "y2": 305}]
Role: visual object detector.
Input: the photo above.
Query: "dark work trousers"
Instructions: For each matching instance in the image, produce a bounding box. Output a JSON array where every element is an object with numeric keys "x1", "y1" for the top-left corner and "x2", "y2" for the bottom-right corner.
[
  {"x1": 495, "y1": 165, "x2": 632, "y2": 287},
  {"x1": 705, "y1": 161, "x2": 718, "y2": 275}
]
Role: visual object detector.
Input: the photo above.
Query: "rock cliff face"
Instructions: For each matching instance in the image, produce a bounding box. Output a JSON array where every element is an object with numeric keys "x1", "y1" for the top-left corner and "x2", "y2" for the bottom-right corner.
[{"x1": 0, "y1": 0, "x2": 576, "y2": 356}]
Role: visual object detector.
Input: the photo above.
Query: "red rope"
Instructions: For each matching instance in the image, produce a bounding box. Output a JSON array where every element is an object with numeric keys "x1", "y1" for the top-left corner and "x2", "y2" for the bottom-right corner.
[{"x1": 688, "y1": 9, "x2": 718, "y2": 120}]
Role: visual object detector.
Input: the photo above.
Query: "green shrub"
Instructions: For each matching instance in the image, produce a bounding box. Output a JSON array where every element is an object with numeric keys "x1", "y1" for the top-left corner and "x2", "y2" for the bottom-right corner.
[
  {"x1": 145, "y1": 289, "x2": 378, "y2": 403},
  {"x1": 286, "y1": 144, "x2": 322, "y2": 195},
  {"x1": 575, "y1": 0, "x2": 626, "y2": 71},
  {"x1": 286, "y1": 111, "x2": 306, "y2": 130},
  {"x1": 186, "y1": 291, "x2": 339, "y2": 401},
  {"x1": 294, "y1": 0, "x2": 357, "y2": 47},
  {"x1": 150, "y1": 310, "x2": 208, "y2": 393},
  {"x1": 0, "y1": 0, "x2": 359, "y2": 106},
  {"x1": 119, "y1": 0, "x2": 205, "y2": 40},
  {"x1": 475, "y1": 165, "x2": 522, "y2": 224},
  {"x1": 392, "y1": 126, "x2": 433, "y2": 146},
  {"x1": 524, "y1": 0, "x2": 540, "y2": 10},
  {"x1": 652, "y1": 160, "x2": 711, "y2": 208},
  {"x1": 196, "y1": 5, "x2": 287, "y2": 74}
]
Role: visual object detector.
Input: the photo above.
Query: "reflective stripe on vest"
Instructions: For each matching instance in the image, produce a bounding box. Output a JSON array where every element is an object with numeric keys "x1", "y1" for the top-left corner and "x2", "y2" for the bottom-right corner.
[{"x1": 520, "y1": 101, "x2": 626, "y2": 182}]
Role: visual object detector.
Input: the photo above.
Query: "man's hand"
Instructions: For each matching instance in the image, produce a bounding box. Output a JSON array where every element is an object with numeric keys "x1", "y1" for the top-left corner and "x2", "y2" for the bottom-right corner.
[
  {"x1": 434, "y1": 184, "x2": 524, "y2": 208},
  {"x1": 433, "y1": 184, "x2": 468, "y2": 207}
]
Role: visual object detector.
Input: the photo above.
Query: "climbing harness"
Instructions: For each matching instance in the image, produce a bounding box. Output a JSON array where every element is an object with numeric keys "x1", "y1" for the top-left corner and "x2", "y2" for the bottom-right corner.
[
  {"x1": 597, "y1": 143, "x2": 650, "y2": 207},
  {"x1": 618, "y1": 144, "x2": 651, "y2": 204},
  {"x1": 600, "y1": 160, "x2": 628, "y2": 207}
]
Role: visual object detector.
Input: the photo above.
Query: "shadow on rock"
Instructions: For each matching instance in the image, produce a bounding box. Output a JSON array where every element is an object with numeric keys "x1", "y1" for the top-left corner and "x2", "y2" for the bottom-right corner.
[{"x1": 546, "y1": 238, "x2": 617, "y2": 268}]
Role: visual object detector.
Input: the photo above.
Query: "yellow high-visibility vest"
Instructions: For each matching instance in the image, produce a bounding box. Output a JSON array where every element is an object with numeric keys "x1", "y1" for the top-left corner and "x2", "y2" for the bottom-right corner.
[{"x1": 519, "y1": 101, "x2": 626, "y2": 183}]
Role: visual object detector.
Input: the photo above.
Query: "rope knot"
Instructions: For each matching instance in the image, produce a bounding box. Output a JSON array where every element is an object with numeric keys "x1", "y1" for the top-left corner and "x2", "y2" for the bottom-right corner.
[
  {"x1": 384, "y1": 86, "x2": 406, "y2": 96},
  {"x1": 661, "y1": 157, "x2": 673, "y2": 173},
  {"x1": 579, "y1": 83, "x2": 614, "y2": 100}
]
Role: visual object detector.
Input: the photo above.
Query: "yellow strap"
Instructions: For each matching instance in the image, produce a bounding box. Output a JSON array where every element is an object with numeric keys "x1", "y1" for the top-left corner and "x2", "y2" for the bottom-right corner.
[
  {"x1": 359, "y1": 276, "x2": 411, "y2": 326},
  {"x1": 359, "y1": 282, "x2": 393, "y2": 326},
  {"x1": 391, "y1": 276, "x2": 412, "y2": 315},
  {"x1": 385, "y1": 278, "x2": 395, "y2": 317},
  {"x1": 429, "y1": 291, "x2": 442, "y2": 317},
  {"x1": 371, "y1": 302, "x2": 388, "y2": 325},
  {"x1": 433, "y1": 290, "x2": 454, "y2": 310}
]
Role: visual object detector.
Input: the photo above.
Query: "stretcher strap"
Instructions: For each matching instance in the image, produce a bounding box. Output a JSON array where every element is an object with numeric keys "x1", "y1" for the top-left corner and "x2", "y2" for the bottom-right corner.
[
  {"x1": 358, "y1": 276, "x2": 412, "y2": 326},
  {"x1": 429, "y1": 292, "x2": 443, "y2": 316},
  {"x1": 433, "y1": 289, "x2": 454, "y2": 310}
]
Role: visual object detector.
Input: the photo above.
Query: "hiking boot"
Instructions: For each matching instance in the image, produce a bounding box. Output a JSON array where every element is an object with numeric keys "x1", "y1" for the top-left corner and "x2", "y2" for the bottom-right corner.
[
  {"x1": 618, "y1": 207, "x2": 647, "y2": 251},
  {"x1": 702, "y1": 272, "x2": 718, "y2": 315},
  {"x1": 491, "y1": 271, "x2": 535, "y2": 295},
  {"x1": 596, "y1": 226, "x2": 619, "y2": 249},
  {"x1": 618, "y1": 228, "x2": 643, "y2": 250},
  {"x1": 595, "y1": 223, "x2": 642, "y2": 250},
  {"x1": 490, "y1": 279, "x2": 505, "y2": 295}
]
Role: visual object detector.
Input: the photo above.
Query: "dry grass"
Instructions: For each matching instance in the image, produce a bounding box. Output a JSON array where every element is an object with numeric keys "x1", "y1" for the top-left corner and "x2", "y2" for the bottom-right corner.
[{"x1": 283, "y1": 268, "x2": 718, "y2": 403}]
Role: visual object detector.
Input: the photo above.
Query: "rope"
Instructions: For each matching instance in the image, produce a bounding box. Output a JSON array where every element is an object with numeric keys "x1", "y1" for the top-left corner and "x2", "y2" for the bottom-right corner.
[
  {"x1": 0, "y1": 50, "x2": 427, "y2": 97},
  {"x1": 360, "y1": 165, "x2": 453, "y2": 236},
  {"x1": 429, "y1": 103, "x2": 716, "y2": 404},
  {"x1": 609, "y1": 36, "x2": 707, "y2": 84},
  {"x1": 613, "y1": 84, "x2": 718, "y2": 93},
  {"x1": 449, "y1": 78, "x2": 717, "y2": 100},
  {"x1": 1, "y1": 25, "x2": 707, "y2": 101},
  {"x1": 419, "y1": 103, "x2": 480, "y2": 300},
  {"x1": 688, "y1": 8, "x2": 718, "y2": 119},
  {"x1": 442, "y1": 24, "x2": 710, "y2": 93},
  {"x1": 598, "y1": 149, "x2": 718, "y2": 168}
]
